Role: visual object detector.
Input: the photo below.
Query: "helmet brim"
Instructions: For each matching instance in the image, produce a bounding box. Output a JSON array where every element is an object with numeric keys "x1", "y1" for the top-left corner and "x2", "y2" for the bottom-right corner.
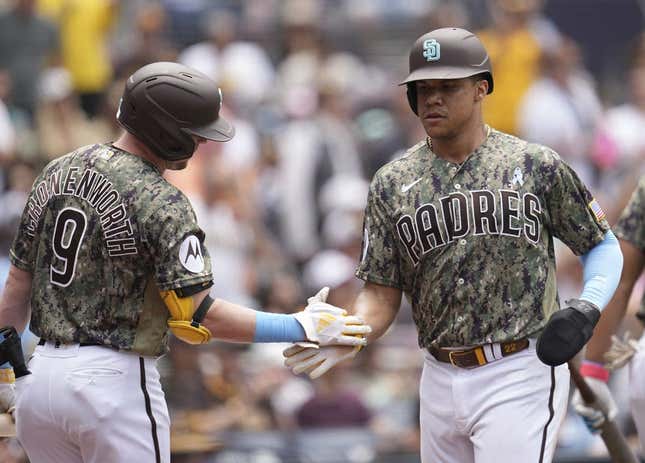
[
  {"x1": 400, "y1": 66, "x2": 487, "y2": 85},
  {"x1": 184, "y1": 115, "x2": 235, "y2": 142}
]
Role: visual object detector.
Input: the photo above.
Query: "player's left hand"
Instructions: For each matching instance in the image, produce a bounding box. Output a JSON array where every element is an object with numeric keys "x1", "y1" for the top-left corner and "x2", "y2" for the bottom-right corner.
[
  {"x1": 572, "y1": 376, "x2": 618, "y2": 433},
  {"x1": 293, "y1": 287, "x2": 371, "y2": 347},
  {"x1": 283, "y1": 344, "x2": 360, "y2": 379},
  {"x1": 536, "y1": 299, "x2": 600, "y2": 366}
]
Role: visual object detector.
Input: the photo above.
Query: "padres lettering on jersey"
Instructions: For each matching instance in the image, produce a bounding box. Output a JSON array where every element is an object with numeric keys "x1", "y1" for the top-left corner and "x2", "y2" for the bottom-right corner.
[
  {"x1": 10, "y1": 144, "x2": 213, "y2": 356},
  {"x1": 25, "y1": 166, "x2": 137, "y2": 256},
  {"x1": 357, "y1": 130, "x2": 610, "y2": 348},
  {"x1": 396, "y1": 188, "x2": 541, "y2": 266}
]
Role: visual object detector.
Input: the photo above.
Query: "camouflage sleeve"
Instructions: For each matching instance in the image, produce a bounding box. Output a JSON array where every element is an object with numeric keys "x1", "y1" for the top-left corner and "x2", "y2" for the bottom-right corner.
[
  {"x1": 355, "y1": 173, "x2": 402, "y2": 288},
  {"x1": 542, "y1": 149, "x2": 609, "y2": 256},
  {"x1": 9, "y1": 170, "x2": 48, "y2": 272},
  {"x1": 143, "y1": 194, "x2": 213, "y2": 291},
  {"x1": 614, "y1": 176, "x2": 645, "y2": 252}
]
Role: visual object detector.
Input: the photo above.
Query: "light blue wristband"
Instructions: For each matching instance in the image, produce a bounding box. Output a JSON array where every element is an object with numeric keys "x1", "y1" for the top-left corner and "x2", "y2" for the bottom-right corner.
[{"x1": 253, "y1": 311, "x2": 306, "y2": 343}]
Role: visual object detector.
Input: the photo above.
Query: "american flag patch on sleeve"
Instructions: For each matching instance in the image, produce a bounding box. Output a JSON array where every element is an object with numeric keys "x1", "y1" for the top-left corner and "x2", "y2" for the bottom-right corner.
[{"x1": 588, "y1": 199, "x2": 606, "y2": 222}]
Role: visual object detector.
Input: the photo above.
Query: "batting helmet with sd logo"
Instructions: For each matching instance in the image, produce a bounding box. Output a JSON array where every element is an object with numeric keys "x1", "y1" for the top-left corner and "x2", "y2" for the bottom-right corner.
[
  {"x1": 117, "y1": 62, "x2": 235, "y2": 162},
  {"x1": 401, "y1": 27, "x2": 494, "y2": 115}
]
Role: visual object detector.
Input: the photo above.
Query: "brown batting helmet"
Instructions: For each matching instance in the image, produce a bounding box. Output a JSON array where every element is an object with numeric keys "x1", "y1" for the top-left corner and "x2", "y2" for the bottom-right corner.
[
  {"x1": 401, "y1": 27, "x2": 493, "y2": 115},
  {"x1": 117, "y1": 62, "x2": 235, "y2": 161}
]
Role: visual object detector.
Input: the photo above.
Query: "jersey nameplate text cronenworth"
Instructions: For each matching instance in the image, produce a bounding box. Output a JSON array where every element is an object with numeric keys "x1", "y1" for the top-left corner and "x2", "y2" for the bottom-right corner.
[{"x1": 24, "y1": 166, "x2": 138, "y2": 256}]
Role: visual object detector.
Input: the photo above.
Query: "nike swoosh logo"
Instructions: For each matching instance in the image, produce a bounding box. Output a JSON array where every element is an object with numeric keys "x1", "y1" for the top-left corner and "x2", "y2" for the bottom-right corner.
[{"x1": 401, "y1": 178, "x2": 422, "y2": 193}]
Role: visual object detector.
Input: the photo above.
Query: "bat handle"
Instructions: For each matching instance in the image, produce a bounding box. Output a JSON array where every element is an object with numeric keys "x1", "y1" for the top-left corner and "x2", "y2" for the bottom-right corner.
[
  {"x1": 568, "y1": 362, "x2": 597, "y2": 404},
  {"x1": 568, "y1": 362, "x2": 641, "y2": 463}
]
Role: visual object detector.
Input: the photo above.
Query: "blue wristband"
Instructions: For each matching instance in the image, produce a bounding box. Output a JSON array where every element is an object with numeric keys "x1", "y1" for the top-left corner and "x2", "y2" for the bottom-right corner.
[{"x1": 253, "y1": 311, "x2": 306, "y2": 343}]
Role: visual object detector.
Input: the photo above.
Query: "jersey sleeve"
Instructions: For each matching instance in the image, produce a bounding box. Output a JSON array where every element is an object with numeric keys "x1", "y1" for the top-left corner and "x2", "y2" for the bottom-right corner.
[
  {"x1": 143, "y1": 194, "x2": 213, "y2": 291},
  {"x1": 542, "y1": 149, "x2": 609, "y2": 256},
  {"x1": 614, "y1": 176, "x2": 645, "y2": 252},
  {"x1": 355, "y1": 173, "x2": 402, "y2": 288},
  {"x1": 9, "y1": 172, "x2": 48, "y2": 272}
]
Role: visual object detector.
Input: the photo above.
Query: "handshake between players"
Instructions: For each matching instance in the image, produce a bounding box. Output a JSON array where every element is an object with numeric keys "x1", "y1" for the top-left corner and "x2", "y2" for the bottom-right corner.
[{"x1": 285, "y1": 287, "x2": 369, "y2": 379}]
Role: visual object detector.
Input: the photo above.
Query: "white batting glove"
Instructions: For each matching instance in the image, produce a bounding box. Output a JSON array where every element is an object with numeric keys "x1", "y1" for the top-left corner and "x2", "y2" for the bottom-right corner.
[
  {"x1": 604, "y1": 332, "x2": 640, "y2": 371},
  {"x1": 283, "y1": 344, "x2": 360, "y2": 379},
  {"x1": 572, "y1": 376, "x2": 618, "y2": 433},
  {"x1": 293, "y1": 287, "x2": 371, "y2": 347}
]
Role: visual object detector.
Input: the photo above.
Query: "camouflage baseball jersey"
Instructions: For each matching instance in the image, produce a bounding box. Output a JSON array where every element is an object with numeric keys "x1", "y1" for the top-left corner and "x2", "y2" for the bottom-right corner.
[
  {"x1": 613, "y1": 176, "x2": 645, "y2": 319},
  {"x1": 356, "y1": 128, "x2": 610, "y2": 349},
  {"x1": 10, "y1": 144, "x2": 213, "y2": 356}
]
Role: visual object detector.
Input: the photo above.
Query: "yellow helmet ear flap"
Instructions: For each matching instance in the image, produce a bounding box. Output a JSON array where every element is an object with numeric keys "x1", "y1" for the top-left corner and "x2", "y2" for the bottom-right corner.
[{"x1": 167, "y1": 320, "x2": 212, "y2": 345}]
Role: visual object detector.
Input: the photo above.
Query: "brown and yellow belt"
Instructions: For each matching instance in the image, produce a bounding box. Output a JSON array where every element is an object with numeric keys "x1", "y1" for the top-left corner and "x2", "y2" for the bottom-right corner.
[{"x1": 428, "y1": 339, "x2": 530, "y2": 368}]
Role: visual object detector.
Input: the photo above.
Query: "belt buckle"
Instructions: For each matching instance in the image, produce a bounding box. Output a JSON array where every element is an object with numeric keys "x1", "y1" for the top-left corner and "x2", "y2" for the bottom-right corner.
[
  {"x1": 448, "y1": 349, "x2": 471, "y2": 367},
  {"x1": 448, "y1": 347, "x2": 486, "y2": 368}
]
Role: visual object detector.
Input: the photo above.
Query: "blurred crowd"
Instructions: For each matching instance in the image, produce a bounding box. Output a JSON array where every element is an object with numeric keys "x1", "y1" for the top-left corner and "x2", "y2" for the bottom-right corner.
[{"x1": 0, "y1": 0, "x2": 643, "y2": 461}]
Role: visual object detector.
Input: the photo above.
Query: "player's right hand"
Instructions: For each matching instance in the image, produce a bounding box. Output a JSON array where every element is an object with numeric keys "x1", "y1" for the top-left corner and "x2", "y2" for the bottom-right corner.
[
  {"x1": 293, "y1": 287, "x2": 371, "y2": 347},
  {"x1": 572, "y1": 374, "x2": 618, "y2": 433},
  {"x1": 604, "y1": 332, "x2": 640, "y2": 371},
  {"x1": 283, "y1": 344, "x2": 360, "y2": 379}
]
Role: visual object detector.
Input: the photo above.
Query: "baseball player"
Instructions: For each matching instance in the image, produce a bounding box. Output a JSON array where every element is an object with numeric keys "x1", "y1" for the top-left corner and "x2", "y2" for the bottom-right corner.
[
  {"x1": 572, "y1": 175, "x2": 645, "y2": 445},
  {"x1": 284, "y1": 28, "x2": 623, "y2": 463},
  {"x1": 0, "y1": 62, "x2": 370, "y2": 463}
]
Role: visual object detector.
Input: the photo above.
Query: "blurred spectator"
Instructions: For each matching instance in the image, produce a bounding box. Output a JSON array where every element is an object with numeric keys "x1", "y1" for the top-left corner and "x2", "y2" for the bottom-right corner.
[
  {"x1": 180, "y1": 9, "x2": 275, "y2": 112},
  {"x1": 255, "y1": 268, "x2": 303, "y2": 315},
  {"x1": 35, "y1": 67, "x2": 113, "y2": 159},
  {"x1": 603, "y1": 63, "x2": 645, "y2": 170},
  {"x1": 161, "y1": 0, "x2": 213, "y2": 49},
  {"x1": 296, "y1": 368, "x2": 371, "y2": 429},
  {"x1": 478, "y1": 0, "x2": 560, "y2": 135},
  {"x1": 303, "y1": 249, "x2": 359, "y2": 306},
  {"x1": 354, "y1": 105, "x2": 408, "y2": 179},
  {"x1": 517, "y1": 37, "x2": 603, "y2": 186},
  {"x1": 113, "y1": 1, "x2": 178, "y2": 79},
  {"x1": 39, "y1": 0, "x2": 118, "y2": 118},
  {"x1": 275, "y1": 45, "x2": 365, "y2": 263},
  {"x1": 0, "y1": 71, "x2": 16, "y2": 164},
  {"x1": 423, "y1": 0, "x2": 471, "y2": 31},
  {"x1": 177, "y1": 9, "x2": 223, "y2": 82},
  {"x1": 0, "y1": 0, "x2": 58, "y2": 122},
  {"x1": 317, "y1": 174, "x2": 369, "y2": 262},
  {"x1": 600, "y1": 35, "x2": 645, "y2": 193}
]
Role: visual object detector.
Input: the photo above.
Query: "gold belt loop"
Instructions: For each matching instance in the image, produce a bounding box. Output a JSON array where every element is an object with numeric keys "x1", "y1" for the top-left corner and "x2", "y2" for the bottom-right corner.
[{"x1": 474, "y1": 346, "x2": 486, "y2": 365}]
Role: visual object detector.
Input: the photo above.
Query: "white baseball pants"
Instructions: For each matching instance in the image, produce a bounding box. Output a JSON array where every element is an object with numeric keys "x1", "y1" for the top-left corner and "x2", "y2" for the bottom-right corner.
[
  {"x1": 629, "y1": 333, "x2": 645, "y2": 453},
  {"x1": 419, "y1": 340, "x2": 569, "y2": 463},
  {"x1": 15, "y1": 342, "x2": 170, "y2": 463}
]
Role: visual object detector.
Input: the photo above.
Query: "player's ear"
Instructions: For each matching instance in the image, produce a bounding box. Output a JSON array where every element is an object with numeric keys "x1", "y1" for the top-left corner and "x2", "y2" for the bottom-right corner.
[{"x1": 473, "y1": 78, "x2": 488, "y2": 102}]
